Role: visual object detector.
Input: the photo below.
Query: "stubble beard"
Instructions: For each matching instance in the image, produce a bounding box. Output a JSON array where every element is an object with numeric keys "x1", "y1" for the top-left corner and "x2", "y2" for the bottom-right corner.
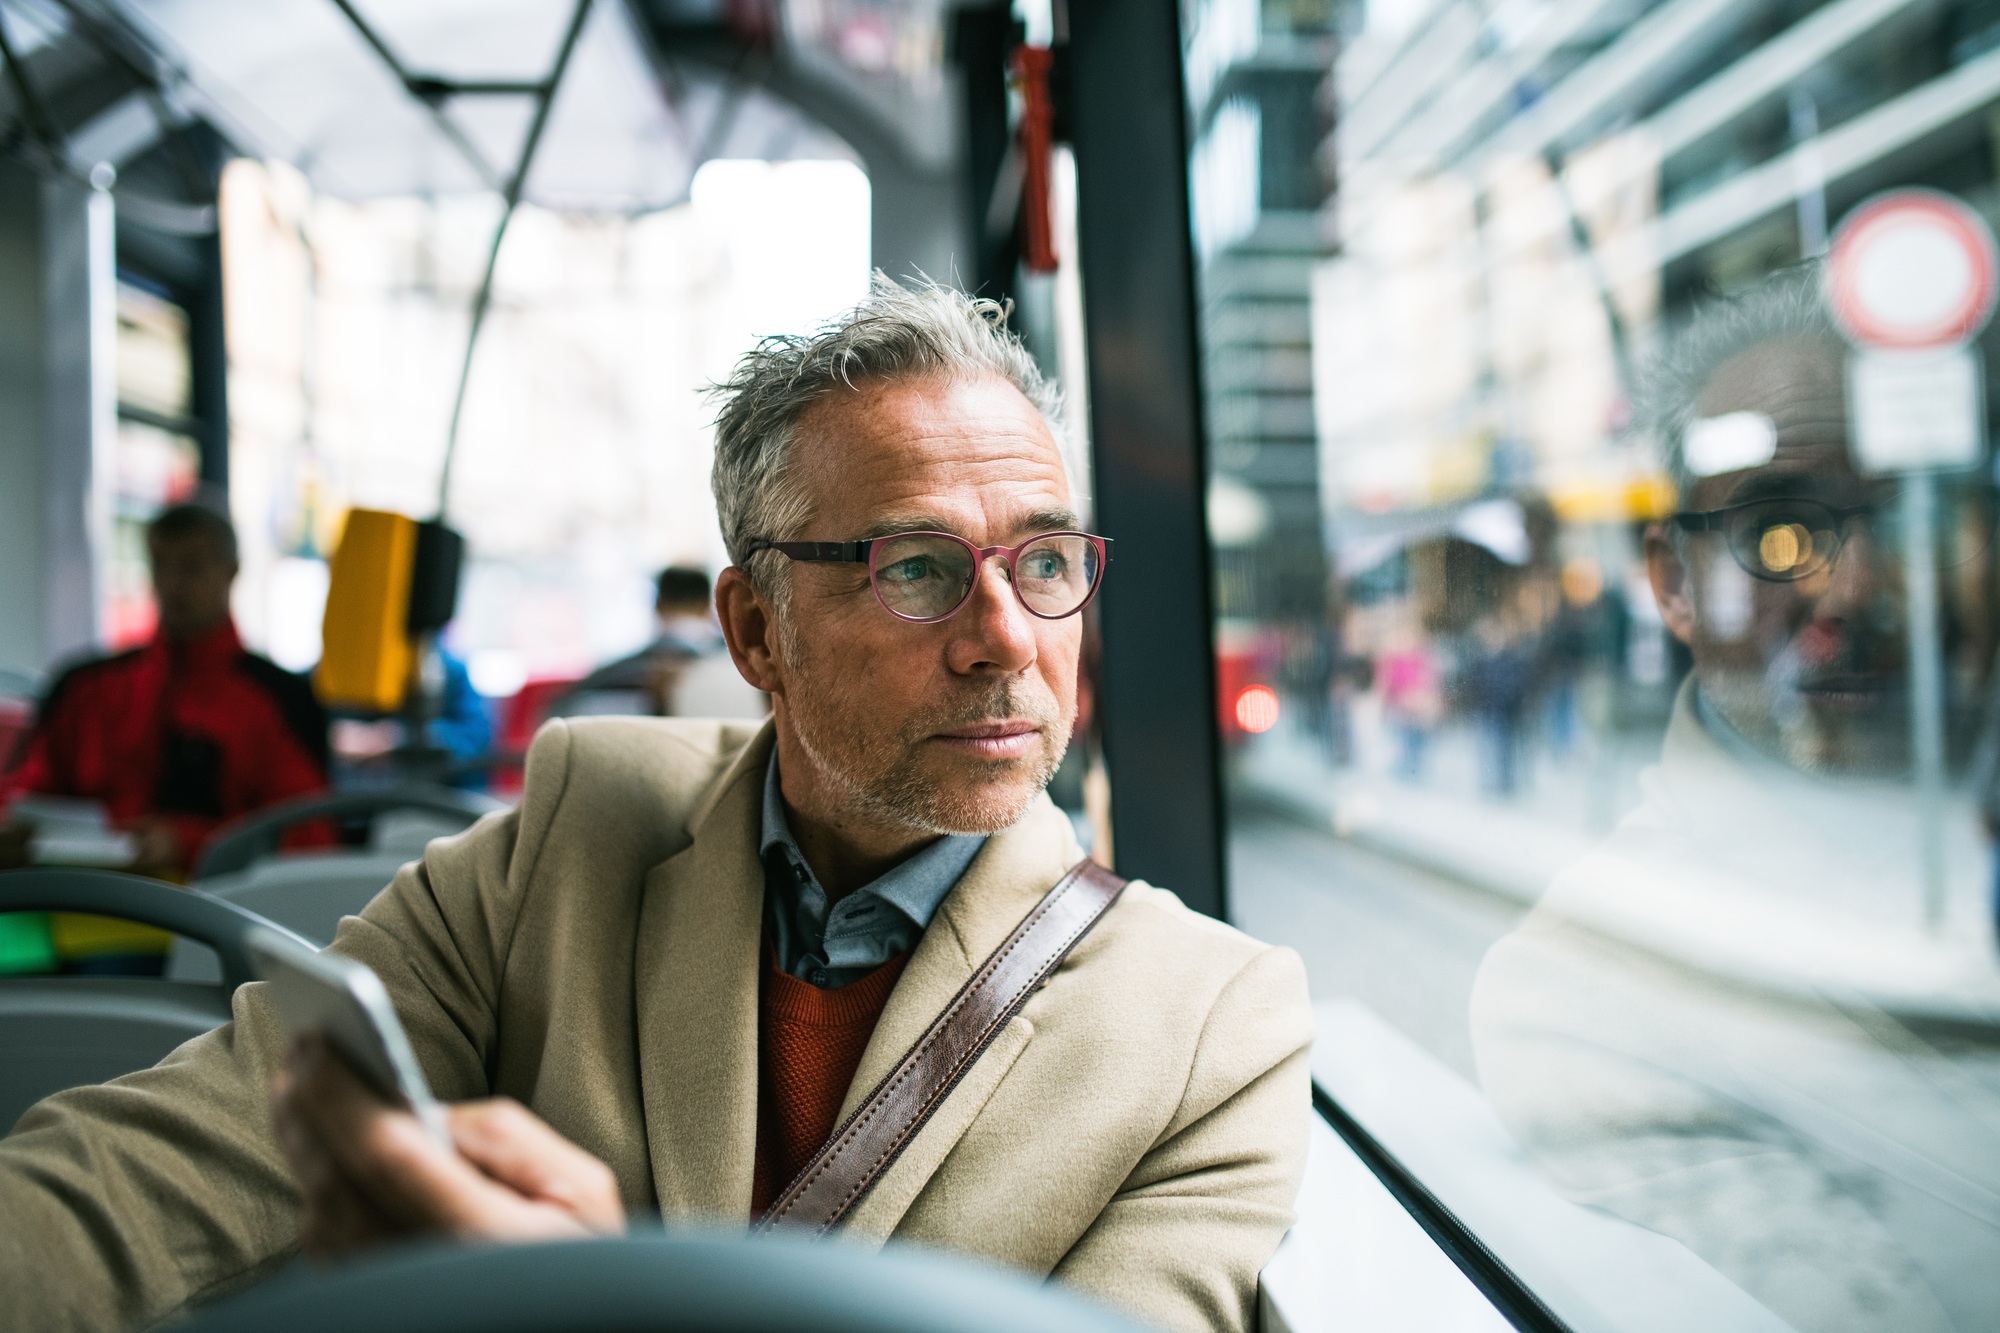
[
  {"x1": 1700, "y1": 653, "x2": 1907, "y2": 779},
  {"x1": 779, "y1": 618, "x2": 1071, "y2": 837}
]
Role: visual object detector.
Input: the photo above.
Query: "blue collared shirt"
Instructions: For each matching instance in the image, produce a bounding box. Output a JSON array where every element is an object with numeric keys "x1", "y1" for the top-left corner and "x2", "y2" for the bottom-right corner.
[{"x1": 760, "y1": 751, "x2": 985, "y2": 988}]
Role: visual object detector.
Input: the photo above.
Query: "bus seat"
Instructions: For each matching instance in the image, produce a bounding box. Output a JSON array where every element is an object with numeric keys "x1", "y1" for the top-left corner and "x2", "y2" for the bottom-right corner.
[
  {"x1": 167, "y1": 853, "x2": 410, "y2": 979},
  {"x1": 0, "y1": 870, "x2": 311, "y2": 1133},
  {"x1": 196, "y1": 785, "x2": 504, "y2": 879},
  {"x1": 179, "y1": 1227, "x2": 1147, "y2": 1333}
]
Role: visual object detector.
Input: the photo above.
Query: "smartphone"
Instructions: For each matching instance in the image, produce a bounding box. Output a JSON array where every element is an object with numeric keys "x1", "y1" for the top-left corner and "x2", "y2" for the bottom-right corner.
[{"x1": 247, "y1": 925, "x2": 452, "y2": 1148}]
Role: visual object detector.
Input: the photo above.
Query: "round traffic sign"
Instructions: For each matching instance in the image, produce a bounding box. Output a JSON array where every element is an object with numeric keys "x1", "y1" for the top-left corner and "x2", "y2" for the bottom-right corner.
[{"x1": 1826, "y1": 190, "x2": 1999, "y2": 349}]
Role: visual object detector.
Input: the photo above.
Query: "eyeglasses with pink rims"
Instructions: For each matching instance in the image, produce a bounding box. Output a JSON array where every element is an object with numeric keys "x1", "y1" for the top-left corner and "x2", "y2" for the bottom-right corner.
[{"x1": 745, "y1": 530, "x2": 1111, "y2": 624}]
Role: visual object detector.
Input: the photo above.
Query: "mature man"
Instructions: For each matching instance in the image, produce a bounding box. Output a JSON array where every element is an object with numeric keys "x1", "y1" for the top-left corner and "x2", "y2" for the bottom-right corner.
[
  {"x1": 0, "y1": 281, "x2": 1312, "y2": 1331},
  {"x1": 2, "y1": 503, "x2": 329, "y2": 880},
  {"x1": 1471, "y1": 268, "x2": 2000, "y2": 1333}
]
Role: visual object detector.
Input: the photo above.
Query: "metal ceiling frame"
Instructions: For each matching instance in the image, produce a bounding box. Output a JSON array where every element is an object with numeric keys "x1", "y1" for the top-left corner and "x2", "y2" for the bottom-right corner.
[
  {"x1": 323, "y1": 0, "x2": 520, "y2": 191},
  {"x1": 300, "y1": 0, "x2": 602, "y2": 518},
  {"x1": 433, "y1": 0, "x2": 593, "y2": 518}
]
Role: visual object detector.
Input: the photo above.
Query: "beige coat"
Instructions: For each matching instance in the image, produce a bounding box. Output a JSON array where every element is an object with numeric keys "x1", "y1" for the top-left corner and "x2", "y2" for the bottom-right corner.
[{"x1": 0, "y1": 718, "x2": 1313, "y2": 1332}]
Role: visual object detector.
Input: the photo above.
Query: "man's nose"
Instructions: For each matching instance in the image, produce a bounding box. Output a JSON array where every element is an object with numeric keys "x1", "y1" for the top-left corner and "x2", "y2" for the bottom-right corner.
[
  {"x1": 1817, "y1": 520, "x2": 1894, "y2": 617},
  {"x1": 945, "y1": 556, "x2": 1038, "y2": 675}
]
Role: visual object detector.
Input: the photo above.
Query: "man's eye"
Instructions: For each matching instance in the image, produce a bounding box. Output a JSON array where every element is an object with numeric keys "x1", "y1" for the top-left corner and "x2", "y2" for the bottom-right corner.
[
  {"x1": 1021, "y1": 552, "x2": 1067, "y2": 580},
  {"x1": 880, "y1": 558, "x2": 935, "y2": 583}
]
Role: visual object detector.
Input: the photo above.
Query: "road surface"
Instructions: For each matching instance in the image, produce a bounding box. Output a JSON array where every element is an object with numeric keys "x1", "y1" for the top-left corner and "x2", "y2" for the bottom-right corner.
[{"x1": 1227, "y1": 806, "x2": 1527, "y2": 1081}]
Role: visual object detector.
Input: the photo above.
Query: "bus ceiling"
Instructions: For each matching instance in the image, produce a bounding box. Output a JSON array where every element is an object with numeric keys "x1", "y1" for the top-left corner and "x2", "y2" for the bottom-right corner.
[{"x1": 0, "y1": 0, "x2": 957, "y2": 279}]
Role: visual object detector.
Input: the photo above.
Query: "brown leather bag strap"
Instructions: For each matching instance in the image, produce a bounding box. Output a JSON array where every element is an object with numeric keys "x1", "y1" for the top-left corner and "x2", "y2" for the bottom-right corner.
[{"x1": 755, "y1": 856, "x2": 1127, "y2": 1235}]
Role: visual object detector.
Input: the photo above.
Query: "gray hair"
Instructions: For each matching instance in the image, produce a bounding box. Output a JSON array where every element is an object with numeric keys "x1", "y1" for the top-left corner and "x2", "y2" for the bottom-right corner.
[
  {"x1": 709, "y1": 274, "x2": 1063, "y2": 601},
  {"x1": 1640, "y1": 262, "x2": 1843, "y2": 493}
]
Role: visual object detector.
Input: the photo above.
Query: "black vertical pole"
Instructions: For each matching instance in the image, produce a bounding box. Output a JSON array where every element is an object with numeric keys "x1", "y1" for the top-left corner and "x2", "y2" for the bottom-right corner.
[
  {"x1": 187, "y1": 225, "x2": 228, "y2": 494},
  {"x1": 1066, "y1": 0, "x2": 1226, "y2": 918},
  {"x1": 180, "y1": 123, "x2": 232, "y2": 496},
  {"x1": 948, "y1": 2, "x2": 1022, "y2": 305}
]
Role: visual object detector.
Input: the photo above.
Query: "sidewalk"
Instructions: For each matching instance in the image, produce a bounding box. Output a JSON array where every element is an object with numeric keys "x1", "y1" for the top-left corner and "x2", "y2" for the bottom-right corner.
[
  {"x1": 1235, "y1": 720, "x2": 1621, "y2": 909},
  {"x1": 1237, "y1": 722, "x2": 2000, "y2": 1029}
]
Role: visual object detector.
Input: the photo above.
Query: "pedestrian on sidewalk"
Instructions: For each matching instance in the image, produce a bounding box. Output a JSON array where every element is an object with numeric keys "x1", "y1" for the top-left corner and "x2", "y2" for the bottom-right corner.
[
  {"x1": 1377, "y1": 617, "x2": 1441, "y2": 781},
  {"x1": 1463, "y1": 609, "x2": 1537, "y2": 797}
]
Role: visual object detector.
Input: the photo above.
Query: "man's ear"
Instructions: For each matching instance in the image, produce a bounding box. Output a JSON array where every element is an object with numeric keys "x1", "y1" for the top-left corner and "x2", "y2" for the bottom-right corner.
[
  {"x1": 715, "y1": 566, "x2": 784, "y2": 695},
  {"x1": 1643, "y1": 522, "x2": 1699, "y2": 647}
]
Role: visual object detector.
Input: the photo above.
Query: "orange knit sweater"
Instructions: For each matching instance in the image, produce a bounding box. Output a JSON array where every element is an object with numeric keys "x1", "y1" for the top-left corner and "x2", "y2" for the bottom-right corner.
[{"x1": 751, "y1": 946, "x2": 911, "y2": 1215}]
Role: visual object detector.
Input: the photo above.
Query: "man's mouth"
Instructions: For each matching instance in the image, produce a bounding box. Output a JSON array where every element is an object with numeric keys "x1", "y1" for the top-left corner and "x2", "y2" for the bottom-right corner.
[
  {"x1": 932, "y1": 720, "x2": 1043, "y2": 760},
  {"x1": 1796, "y1": 673, "x2": 1893, "y2": 712}
]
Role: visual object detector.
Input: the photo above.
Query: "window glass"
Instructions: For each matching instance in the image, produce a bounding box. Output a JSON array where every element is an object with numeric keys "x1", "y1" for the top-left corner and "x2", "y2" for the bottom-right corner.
[{"x1": 1188, "y1": 2, "x2": 2000, "y2": 1329}]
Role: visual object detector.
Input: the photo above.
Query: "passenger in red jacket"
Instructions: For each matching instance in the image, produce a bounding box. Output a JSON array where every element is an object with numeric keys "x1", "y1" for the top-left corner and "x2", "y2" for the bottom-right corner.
[{"x1": 2, "y1": 504, "x2": 330, "y2": 878}]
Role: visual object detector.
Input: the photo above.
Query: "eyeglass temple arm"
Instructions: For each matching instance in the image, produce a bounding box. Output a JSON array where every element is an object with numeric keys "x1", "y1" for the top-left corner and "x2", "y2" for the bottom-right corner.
[{"x1": 745, "y1": 540, "x2": 872, "y2": 563}]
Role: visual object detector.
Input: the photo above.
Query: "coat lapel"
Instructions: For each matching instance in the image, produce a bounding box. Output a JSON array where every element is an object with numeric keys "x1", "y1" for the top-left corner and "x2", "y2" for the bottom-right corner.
[
  {"x1": 834, "y1": 795, "x2": 1084, "y2": 1242},
  {"x1": 632, "y1": 724, "x2": 772, "y2": 1220}
]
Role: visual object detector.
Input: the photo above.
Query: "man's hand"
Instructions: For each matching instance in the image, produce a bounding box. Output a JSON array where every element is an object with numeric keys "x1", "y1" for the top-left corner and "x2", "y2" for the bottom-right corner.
[{"x1": 271, "y1": 1036, "x2": 626, "y2": 1262}]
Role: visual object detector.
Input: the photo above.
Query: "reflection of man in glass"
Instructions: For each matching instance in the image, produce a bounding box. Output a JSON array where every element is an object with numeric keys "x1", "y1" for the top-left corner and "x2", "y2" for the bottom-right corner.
[
  {"x1": 1471, "y1": 267, "x2": 2000, "y2": 1333},
  {"x1": 1649, "y1": 307, "x2": 1907, "y2": 776}
]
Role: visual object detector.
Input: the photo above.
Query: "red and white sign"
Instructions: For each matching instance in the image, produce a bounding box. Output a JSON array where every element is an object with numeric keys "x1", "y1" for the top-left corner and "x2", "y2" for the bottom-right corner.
[{"x1": 1827, "y1": 190, "x2": 1999, "y2": 350}]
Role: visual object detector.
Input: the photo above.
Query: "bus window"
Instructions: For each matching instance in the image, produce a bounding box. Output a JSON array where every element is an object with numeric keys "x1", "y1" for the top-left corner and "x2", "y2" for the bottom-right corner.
[{"x1": 1190, "y1": 1, "x2": 2000, "y2": 1329}]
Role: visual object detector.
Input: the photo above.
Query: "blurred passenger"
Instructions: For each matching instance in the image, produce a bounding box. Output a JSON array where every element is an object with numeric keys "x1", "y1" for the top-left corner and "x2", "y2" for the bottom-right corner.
[
  {"x1": 566, "y1": 565, "x2": 715, "y2": 711},
  {"x1": 1377, "y1": 620, "x2": 1441, "y2": 780},
  {"x1": 427, "y1": 648, "x2": 495, "y2": 762},
  {"x1": 327, "y1": 646, "x2": 493, "y2": 782},
  {"x1": 0, "y1": 504, "x2": 330, "y2": 879},
  {"x1": 1472, "y1": 267, "x2": 2000, "y2": 1333},
  {"x1": 563, "y1": 565, "x2": 765, "y2": 718},
  {"x1": 0, "y1": 281, "x2": 1309, "y2": 1333}
]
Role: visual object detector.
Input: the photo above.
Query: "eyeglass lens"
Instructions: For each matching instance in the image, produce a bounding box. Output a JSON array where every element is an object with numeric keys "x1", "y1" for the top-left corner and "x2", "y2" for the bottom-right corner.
[
  {"x1": 1727, "y1": 501, "x2": 1843, "y2": 580},
  {"x1": 1722, "y1": 492, "x2": 1991, "y2": 582},
  {"x1": 869, "y1": 533, "x2": 1101, "y2": 621}
]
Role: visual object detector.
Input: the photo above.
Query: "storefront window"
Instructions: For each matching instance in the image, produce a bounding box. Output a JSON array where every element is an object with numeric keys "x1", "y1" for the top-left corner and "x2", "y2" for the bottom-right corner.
[{"x1": 1189, "y1": 1, "x2": 2000, "y2": 1328}]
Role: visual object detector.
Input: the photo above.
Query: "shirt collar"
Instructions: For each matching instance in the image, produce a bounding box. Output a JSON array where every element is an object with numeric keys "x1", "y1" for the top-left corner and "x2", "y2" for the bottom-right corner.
[{"x1": 759, "y1": 749, "x2": 983, "y2": 933}]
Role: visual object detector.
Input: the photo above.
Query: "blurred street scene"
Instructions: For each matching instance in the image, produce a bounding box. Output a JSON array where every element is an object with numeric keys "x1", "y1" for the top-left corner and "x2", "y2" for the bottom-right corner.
[{"x1": 1192, "y1": 0, "x2": 2000, "y2": 1326}]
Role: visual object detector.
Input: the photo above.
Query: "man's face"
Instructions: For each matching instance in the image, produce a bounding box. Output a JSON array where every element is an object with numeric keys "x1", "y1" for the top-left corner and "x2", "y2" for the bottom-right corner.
[
  {"x1": 1646, "y1": 339, "x2": 1907, "y2": 775},
  {"x1": 149, "y1": 532, "x2": 237, "y2": 641},
  {"x1": 754, "y1": 373, "x2": 1082, "y2": 835}
]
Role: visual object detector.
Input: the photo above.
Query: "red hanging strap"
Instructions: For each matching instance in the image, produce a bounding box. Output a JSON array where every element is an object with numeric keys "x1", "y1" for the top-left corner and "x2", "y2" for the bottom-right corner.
[{"x1": 1011, "y1": 44, "x2": 1058, "y2": 273}]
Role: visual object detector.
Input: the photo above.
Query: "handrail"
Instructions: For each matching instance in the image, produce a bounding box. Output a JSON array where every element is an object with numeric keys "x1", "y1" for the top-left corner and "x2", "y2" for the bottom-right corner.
[
  {"x1": 196, "y1": 785, "x2": 505, "y2": 879},
  {"x1": 0, "y1": 868, "x2": 314, "y2": 989}
]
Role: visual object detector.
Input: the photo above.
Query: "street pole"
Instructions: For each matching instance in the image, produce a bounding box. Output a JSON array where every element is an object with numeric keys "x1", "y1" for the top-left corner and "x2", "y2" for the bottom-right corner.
[
  {"x1": 1902, "y1": 470, "x2": 1947, "y2": 932},
  {"x1": 1826, "y1": 190, "x2": 1999, "y2": 936}
]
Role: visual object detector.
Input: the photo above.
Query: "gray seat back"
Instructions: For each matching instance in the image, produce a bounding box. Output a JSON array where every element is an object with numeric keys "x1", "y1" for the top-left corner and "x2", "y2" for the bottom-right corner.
[
  {"x1": 1, "y1": 979, "x2": 233, "y2": 1131},
  {"x1": 0, "y1": 870, "x2": 311, "y2": 1133},
  {"x1": 196, "y1": 785, "x2": 502, "y2": 879},
  {"x1": 168, "y1": 853, "x2": 409, "y2": 980}
]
